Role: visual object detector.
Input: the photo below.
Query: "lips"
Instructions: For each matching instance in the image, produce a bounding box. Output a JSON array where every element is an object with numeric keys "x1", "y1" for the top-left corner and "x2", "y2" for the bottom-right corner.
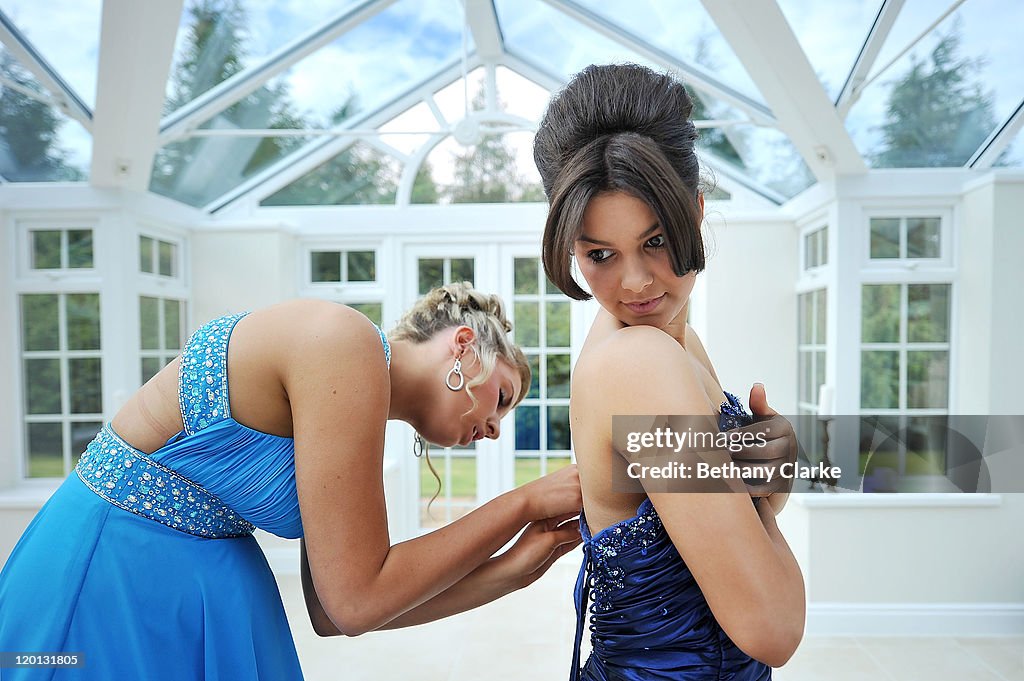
[{"x1": 622, "y1": 293, "x2": 665, "y2": 315}]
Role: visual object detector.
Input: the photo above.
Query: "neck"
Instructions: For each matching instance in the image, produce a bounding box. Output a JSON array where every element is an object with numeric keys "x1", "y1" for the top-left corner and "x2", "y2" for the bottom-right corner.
[
  {"x1": 385, "y1": 337, "x2": 433, "y2": 428},
  {"x1": 663, "y1": 301, "x2": 689, "y2": 347}
]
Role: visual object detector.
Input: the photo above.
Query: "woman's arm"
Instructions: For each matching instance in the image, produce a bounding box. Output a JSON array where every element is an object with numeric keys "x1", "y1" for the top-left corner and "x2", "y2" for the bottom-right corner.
[
  {"x1": 287, "y1": 304, "x2": 581, "y2": 636},
  {"x1": 581, "y1": 327, "x2": 805, "y2": 667},
  {"x1": 301, "y1": 516, "x2": 581, "y2": 635}
]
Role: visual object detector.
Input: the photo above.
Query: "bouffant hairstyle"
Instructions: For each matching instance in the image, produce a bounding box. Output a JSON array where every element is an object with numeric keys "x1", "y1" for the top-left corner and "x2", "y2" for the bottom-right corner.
[
  {"x1": 390, "y1": 281, "x2": 530, "y2": 411},
  {"x1": 533, "y1": 63, "x2": 706, "y2": 300}
]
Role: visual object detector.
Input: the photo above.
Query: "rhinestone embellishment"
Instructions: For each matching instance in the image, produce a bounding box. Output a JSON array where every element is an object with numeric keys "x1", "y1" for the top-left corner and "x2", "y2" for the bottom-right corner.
[{"x1": 75, "y1": 425, "x2": 254, "y2": 539}]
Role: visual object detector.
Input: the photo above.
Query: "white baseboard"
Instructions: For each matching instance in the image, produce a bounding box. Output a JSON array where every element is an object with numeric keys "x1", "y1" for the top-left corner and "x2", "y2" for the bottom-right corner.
[{"x1": 808, "y1": 602, "x2": 1024, "y2": 636}]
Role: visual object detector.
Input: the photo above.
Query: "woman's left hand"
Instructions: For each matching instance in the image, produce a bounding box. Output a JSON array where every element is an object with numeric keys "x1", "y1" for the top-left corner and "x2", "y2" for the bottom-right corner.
[
  {"x1": 494, "y1": 514, "x2": 581, "y2": 590},
  {"x1": 730, "y1": 383, "x2": 798, "y2": 502}
]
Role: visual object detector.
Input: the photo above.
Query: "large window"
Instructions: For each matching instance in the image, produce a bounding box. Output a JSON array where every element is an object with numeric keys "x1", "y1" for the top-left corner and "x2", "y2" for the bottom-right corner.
[
  {"x1": 29, "y1": 228, "x2": 94, "y2": 271},
  {"x1": 304, "y1": 246, "x2": 383, "y2": 325},
  {"x1": 416, "y1": 255, "x2": 479, "y2": 527},
  {"x1": 140, "y1": 297, "x2": 185, "y2": 383},
  {"x1": 511, "y1": 257, "x2": 573, "y2": 486},
  {"x1": 860, "y1": 273, "x2": 952, "y2": 480},
  {"x1": 20, "y1": 294, "x2": 103, "y2": 478}
]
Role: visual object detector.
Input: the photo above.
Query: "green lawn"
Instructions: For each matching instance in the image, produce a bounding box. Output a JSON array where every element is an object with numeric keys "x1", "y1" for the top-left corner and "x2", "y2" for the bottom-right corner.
[{"x1": 420, "y1": 455, "x2": 573, "y2": 498}]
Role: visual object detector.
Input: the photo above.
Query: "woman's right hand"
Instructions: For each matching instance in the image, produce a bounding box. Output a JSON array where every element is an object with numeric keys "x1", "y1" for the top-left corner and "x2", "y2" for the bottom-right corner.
[{"x1": 518, "y1": 464, "x2": 582, "y2": 521}]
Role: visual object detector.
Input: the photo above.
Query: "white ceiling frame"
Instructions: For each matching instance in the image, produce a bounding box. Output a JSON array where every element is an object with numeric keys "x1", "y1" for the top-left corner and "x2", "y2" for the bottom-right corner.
[
  {"x1": 969, "y1": 98, "x2": 1024, "y2": 169},
  {"x1": 158, "y1": 0, "x2": 398, "y2": 146},
  {"x1": 0, "y1": 10, "x2": 92, "y2": 131},
  {"x1": 700, "y1": 0, "x2": 867, "y2": 181},
  {"x1": 499, "y1": 52, "x2": 564, "y2": 93},
  {"x1": 538, "y1": 0, "x2": 776, "y2": 127},
  {"x1": 836, "y1": 0, "x2": 905, "y2": 118},
  {"x1": 90, "y1": 0, "x2": 184, "y2": 190},
  {"x1": 209, "y1": 57, "x2": 472, "y2": 214},
  {"x1": 464, "y1": 0, "x2": 504, "y2": 61},
  {"x1": 698, "y1": 152, "x2": 787, "y2": 205}
]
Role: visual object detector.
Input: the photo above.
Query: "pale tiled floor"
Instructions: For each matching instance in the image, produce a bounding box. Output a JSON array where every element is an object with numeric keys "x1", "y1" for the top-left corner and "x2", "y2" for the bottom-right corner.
[{"x1": 277, "y1": 552, "x2": 1023, "y2": 681}]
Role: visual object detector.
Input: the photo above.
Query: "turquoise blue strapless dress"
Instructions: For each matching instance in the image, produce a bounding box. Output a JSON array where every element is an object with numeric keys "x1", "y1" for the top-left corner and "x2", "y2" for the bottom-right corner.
[
  {"x1": 571, "y1": 393, "x2": 772, "y2": 681},
  {"x1": 0, "y1": 312, "x2": 391, "y2": 680}
]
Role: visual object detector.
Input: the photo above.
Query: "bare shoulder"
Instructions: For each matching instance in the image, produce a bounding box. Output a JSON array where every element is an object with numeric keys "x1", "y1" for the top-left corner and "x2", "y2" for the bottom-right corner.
[
  {"x1": 263, "y1": 300, "x2": 389, "y2": 397},
  {"x1": 684, "y1": 324, "x2": 720, "y2": 383},
  {"x1": 574, "y1": 326, "x2": 706, "y2": 417}
]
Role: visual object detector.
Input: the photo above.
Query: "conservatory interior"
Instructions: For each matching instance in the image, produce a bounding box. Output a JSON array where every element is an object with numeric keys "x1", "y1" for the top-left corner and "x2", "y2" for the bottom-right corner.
[{"x1": 1, "y1": 0, "x2": 1022, "y2": 678}]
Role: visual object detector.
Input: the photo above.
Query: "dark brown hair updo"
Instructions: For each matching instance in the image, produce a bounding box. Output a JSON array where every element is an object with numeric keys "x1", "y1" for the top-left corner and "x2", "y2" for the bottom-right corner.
[{"x1": 533, "y1": 63, "x2": 706, "y2": 300}]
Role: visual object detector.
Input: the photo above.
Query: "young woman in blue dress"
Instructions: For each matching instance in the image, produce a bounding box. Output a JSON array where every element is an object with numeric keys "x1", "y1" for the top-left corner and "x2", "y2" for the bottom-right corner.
[
  {"x1": 533, "y1": 64, "x2": 806, "y2": 679},
  {"x1": 0, "y1": 282, "x2": 582, "y2": 679}
]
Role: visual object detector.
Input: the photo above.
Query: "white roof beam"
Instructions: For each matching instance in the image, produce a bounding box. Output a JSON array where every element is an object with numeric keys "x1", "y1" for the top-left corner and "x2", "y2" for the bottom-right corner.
[
  {"x1": 969, "y1": 99, "x2": 1024, "y2": 169},
  {"x1": 209, "y1": 57, "x2": 471, "y2": 214},
  {"x1": 464, "y1": 0, "x2": 503, "y2": 60},
  {"x1": 501, "y1": 52, "x2": 565, "y2": 92},
  {"x1": 0, "y1": 10, "x2": 92, "y2": 131},
  {"x1": 159, "y1": 0, "x2": 398, "y2": 145},
  {"x1": 700, "y1": 0, "x2": 866, "y2": 180},
  {"x1": 90, "y1": 0, "x2": 183, "y2": 190},
  {"x1": 836, "y1": 0, "x2": 905, "y2": 118},
  {"x1": 539, "y1": 0, "x2": 775, "y2": 127}
]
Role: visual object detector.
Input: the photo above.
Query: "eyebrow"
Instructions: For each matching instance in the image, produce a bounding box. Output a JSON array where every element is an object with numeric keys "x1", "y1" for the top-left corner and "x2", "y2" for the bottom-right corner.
[{"x1": 577, "y1": 222, "x2": 661, "y2": 246}]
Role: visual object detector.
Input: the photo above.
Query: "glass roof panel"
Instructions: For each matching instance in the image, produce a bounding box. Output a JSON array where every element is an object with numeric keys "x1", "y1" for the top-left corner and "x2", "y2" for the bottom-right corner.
[
  {"x1": 432, "y1": 67, "x2": 488, "y2": 123},
  {"x1": 776, "y1": 0, "x2": 883, "y2": 101},
  {"x1": 495, "y1": 0, "x2": 662, "y2": 81},
  {"x1": 153, "y1": 0, "x2": 467, "y2": 207},
  {"x1": 414, "y1": 131, "x2": 543, "y2": 204},
  {"x1": 570, "y1": 0, "x2": 765, "y2": 105},
  {"x1": 0, "y1": 47, "x2": 90, "y2": 181},
  {"x1": 378, "y1": 101, "x2": 441, "y2": 157},
  {"x1": 494, "y1": 67, "x2": 551, "y2": 122},
  {"x1": 701, "y1": 124, "x2": 814, "y2": 200},
  {"x1": 164, "y1": 0, "x2": 362, "y2": 115},
  {"x1": 0, "y1": 0, "x2": 101, "y2": 108},
  {"x1": 260, "y1": 141, "x2": 401, "y2": 206},
  {"x1": 846, "y1": 0, "x2": 1024, "y2": 168},
  {"x1": 993, "y1": 128, "x2": 1022, "y2": 168}
]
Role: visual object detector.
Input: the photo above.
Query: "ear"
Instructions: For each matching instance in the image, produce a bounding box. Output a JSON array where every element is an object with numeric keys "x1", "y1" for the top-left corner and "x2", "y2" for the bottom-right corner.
[
  {"x1": 696, "y1": 192, "x2": 705, "y2": 222},
  {"x1": 449, "y1": 325, "x2": 477, "y2": 357}
]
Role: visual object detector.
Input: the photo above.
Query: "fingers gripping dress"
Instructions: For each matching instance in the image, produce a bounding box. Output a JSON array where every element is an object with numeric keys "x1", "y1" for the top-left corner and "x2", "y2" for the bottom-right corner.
[{"x1": 0, "y1": 312, "x2": 392, "y2": 680}]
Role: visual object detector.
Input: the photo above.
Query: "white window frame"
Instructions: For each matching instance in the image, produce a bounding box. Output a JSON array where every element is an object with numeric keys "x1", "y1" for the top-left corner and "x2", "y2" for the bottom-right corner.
[
  {"x1": 856, "y1": 205, "x2": 959, "y2": 480},
  {"x1": 863, "y1": 206, "x2": 954, "y2": 269}
]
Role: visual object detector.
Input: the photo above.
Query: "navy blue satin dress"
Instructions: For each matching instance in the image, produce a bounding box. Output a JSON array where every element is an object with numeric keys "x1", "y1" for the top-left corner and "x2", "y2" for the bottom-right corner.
[{"x1": 571, "y1": 393, "x2": 772, "y2": 681}]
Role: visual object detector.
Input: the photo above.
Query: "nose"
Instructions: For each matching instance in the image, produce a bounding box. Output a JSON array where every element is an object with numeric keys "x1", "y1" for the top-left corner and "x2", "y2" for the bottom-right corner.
[
  {"x1": 621, "y1": 257, "x2": 652, "y2": 293},
  {"x1": 486, "y1": 418, "x2": 500, "y2": 440}
]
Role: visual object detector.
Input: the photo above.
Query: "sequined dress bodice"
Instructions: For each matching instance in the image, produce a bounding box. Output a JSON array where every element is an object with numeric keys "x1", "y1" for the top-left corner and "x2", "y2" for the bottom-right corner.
[
  {"x1": 571, "y1": 392, "x2": 771, "y2": 681},
  {"x1": 137, "y1": 312, "x2": 389, "y2": 539}
]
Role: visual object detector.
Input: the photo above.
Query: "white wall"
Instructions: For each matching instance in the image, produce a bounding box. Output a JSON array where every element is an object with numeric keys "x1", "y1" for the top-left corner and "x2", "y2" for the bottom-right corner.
[{"x1": 698, "y1": 211, "x2": 799, "y2": 413}]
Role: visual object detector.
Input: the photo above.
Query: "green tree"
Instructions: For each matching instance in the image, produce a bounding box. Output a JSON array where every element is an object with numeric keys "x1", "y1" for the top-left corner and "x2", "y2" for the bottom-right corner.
[
  {"x1": 0, "y1": 53, "x2": 84, "y2": 181},
  {"x1": 873, "y1": 26, "x2": 995, "y2": 168},
  {"x1": 152, "y1": 0, "x2": 315, "y2": 205},
  {"x1": 410, "y1": 159, "x2": 439, "y2": 203},
  {"x1": 443, "y1": 88, "x2": 543, "y2": 204},
  {"x1": 260, "y1": 141, "x2": 400, "y2": 205},
  {"x1": 154, "y1": 0, "x2": 407, "y2": 207}
]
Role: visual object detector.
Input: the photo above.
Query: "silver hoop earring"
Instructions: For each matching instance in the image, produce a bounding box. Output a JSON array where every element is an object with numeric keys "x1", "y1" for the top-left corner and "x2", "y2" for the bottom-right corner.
[
  {"x1": 445, "y1": 358, "x2": 465, "y2": 391},
  {"x1": 413, "y1": 433, "x2": 427, "y2": 458}
]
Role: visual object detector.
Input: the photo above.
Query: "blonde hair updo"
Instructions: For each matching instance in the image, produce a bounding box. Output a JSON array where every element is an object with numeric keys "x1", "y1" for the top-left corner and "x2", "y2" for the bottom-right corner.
[{"x1": 390, "y1": 282, "x2": 531, "y2": 411}]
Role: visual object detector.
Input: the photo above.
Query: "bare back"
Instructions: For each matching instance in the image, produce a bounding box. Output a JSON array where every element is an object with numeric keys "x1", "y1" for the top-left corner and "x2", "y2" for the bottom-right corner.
[
  {"x1": 571, "y1": 309, "x2": 728, "y2": 535},
  {"x1": 111, "y1": 300, "x2": 356, "y2": 455}
]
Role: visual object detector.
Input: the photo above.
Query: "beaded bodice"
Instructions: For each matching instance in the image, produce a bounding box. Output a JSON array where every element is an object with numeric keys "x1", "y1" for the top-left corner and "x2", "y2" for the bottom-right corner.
[
  {"x1": 77, "y1": 312, "x2": 392, "y2": 540},
  {"x1": 570, "y1": 392, "x2": 757, "y2": 680}
]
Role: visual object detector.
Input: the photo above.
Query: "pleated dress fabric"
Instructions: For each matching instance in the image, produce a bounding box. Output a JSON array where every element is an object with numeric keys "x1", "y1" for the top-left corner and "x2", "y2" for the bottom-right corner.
[
  {"x1": 0, "y1": 312, "x2": 391, "y2": 680},
  {"x1": 571, "y1": 393, "x2": 772, "y2": 681}
]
